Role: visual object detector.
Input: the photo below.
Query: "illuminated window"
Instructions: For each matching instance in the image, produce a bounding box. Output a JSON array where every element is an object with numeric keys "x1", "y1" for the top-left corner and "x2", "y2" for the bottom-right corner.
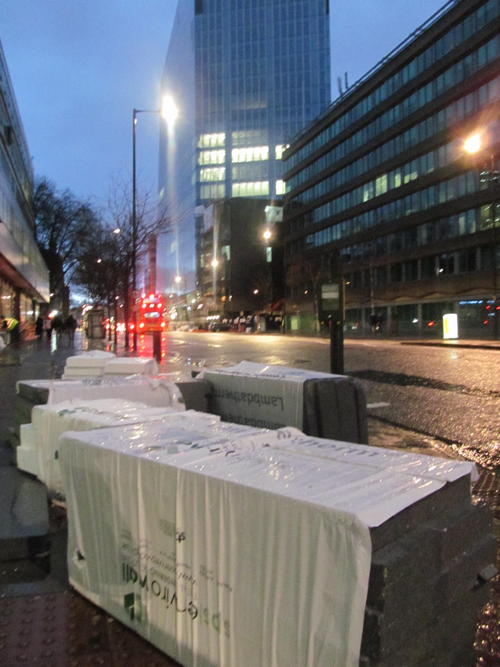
[
  {"x1": 275, "y1": 145, "x2": 284, "y2": 160},
  {"x1": 200, "y1": 167, "x2": 226, "y2": 181},
  {"x1": 232, "y1": 163, "x2": 268, "y2": 180},
  {"x1": 231, "y1": 146, "x2": 269, "y2": 163},
  {"x1": 200, "y1": 183, "x2": 225, "y2": 199},
  {"x1": 198, "y1": 133, "x2": 225, "y2": 148},
  {"x1": 198, "y1": 149, "x2": 226, "y2": 165},
  {"x1": 275, "y1": 179, "x2": 285, "y2": 195},
  {"x1": 231, "y1": 181, "x2": 269, "y2": 197},
  {"x1": 266, "y1": 247, "x2": 272, "y2": 263},
  {"x1": 375, "y1": 174, "x2": 388, "y2": 196},
  {"x1": 232, "y1": 130, "x2": 267, "y2": 146}
]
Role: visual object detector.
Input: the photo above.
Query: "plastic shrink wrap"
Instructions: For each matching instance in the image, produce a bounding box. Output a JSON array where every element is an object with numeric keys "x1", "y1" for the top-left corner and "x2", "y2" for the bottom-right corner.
[
  {"x1": 199, "y1": 360, "x2": 334, "y2": 429},
  {"x1": 31, "y1": 399, "x2": 196, "y2": 498},
  {"x1": 103, "y1": 357, "x2": 159, "y2": 375},
  {"x1": 60, "y1": 420, "x2": 375, "y2": 666},
  {"x1": 16, "y1": 375, "x2": 184, "y2": 408},
  {"x1": 199, "y1": 360, "x2": 369, "y2": 442},
  {"x1": 62, "y1": 351, "x2": 116, "y2": 379}
]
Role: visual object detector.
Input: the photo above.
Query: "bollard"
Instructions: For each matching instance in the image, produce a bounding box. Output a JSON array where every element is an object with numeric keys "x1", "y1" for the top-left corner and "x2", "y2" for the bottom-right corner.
[
  {"x1": 152, "y1": 331, "x2": 161, "y2": 363},
  {"x1": 330, "y1": 316, "x2": 344, "y2": 375}
]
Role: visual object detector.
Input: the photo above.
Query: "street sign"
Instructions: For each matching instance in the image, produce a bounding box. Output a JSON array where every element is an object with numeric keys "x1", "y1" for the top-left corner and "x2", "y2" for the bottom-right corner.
[{"x1": 321, "y1": 283, "x2": 340, "y2": 311}]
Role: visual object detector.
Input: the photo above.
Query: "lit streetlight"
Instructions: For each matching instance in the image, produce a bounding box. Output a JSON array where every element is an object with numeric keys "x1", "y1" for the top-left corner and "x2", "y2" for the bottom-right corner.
[
  {"x1": 131, "y1": 92, "x2": 178, "y2": 349},
  {"x1": 463, "y1": 132, "x2": 482, "y2": 155}
]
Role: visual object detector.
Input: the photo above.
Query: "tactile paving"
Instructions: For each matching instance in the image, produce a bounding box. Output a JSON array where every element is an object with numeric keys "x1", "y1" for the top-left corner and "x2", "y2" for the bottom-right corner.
[{"x1": 0, "y1": 590, "x2": 180, "y2": 666}]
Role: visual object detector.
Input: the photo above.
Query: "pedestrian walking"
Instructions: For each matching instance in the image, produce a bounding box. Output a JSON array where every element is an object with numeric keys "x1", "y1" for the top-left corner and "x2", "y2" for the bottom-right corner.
[
  {"x1": 35, "y1": 316, "x2": 43, "y2": 338},
  {"x1": 43, "y1": 316, "x2": 52, "y2": 340},
  {"x1": 51, "y1": 315, "x2": 64, "y2": 337},
  {"x1": 65, "y1": 314, "x2": 77, "y2": 342}
]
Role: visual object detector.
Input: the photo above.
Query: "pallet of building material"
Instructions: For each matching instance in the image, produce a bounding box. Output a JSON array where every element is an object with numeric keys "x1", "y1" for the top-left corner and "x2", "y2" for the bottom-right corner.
[
  {"x1": 238, "y1": 428, "x2": 497, "y2": 666},
  {"x1": 23, "y1": 400, "x2": 208, "y2": 498},
  {"x1": 199, "y1": 360, "x2": 368, "y2": 443},
  {"x1": 16, "y1": 376, "x2": 184, "y2": 410},
  {"x1": 62, "y1": 350, "x2": 116, "y2": 379},
  {"x1": 58, "y1": 421, "x2": 494, "y2": 667}
]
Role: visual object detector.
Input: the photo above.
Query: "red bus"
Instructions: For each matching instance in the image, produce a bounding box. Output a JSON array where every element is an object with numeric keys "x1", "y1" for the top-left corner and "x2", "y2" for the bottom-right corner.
[{"x1": 128, "y1": 293, "x2": 167, "y2": 333}]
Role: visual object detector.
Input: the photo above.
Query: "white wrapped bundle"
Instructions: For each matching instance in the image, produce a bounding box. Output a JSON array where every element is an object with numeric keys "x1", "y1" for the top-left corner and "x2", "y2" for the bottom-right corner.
[
  {"x1": 59, "y1": 420, "x2": 375, "y2": 667},
  {"x1": 63, "y1": 351, "x2": 116, "y2": 379},
  {"x1": 17, "y1": 376, "x2": 184, "y2": 408},
  {"x1": 103, "y1": 357, "x2": 159, "y2": 376},
  {"x1": 32, "y1": 399, "x2": 209, "y2": 498},
  {"x1": 17, "y1": 424, "x2": 38, "y2": 476}
]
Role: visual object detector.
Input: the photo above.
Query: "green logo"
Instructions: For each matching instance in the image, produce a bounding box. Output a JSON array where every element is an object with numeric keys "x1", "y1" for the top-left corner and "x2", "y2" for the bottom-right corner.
[{"x1": 124, "y1": 592, "x2": 143, "y2": 622}]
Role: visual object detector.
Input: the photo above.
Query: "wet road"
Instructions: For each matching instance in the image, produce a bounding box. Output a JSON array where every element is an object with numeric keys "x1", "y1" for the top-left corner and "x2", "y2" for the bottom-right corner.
[{"x1": 160, "y1": 332, "x2": 500, "y2": 469}]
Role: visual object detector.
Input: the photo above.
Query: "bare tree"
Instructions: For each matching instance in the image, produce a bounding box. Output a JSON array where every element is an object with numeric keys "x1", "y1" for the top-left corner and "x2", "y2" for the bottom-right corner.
[{"x1": 33, "y1": 178, "x2": 99, "y2": 315}]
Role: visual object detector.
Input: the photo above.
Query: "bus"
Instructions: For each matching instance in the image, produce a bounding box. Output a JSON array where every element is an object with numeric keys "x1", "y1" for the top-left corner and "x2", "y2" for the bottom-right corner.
[{"x1": 128, "y1": 293, "x2": 167, "y2": 333}]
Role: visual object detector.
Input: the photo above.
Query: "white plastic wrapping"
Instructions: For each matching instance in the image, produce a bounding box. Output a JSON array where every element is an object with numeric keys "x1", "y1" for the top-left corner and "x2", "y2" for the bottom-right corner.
[
  {"x1": 17, "y1": 376, "x2": 185, "y2": 408},
  {"x1": 17, "y1": 424, "x2": 38, "y2": 476},
  {"x1": 60, "y1": 420, "x2": 375, "y2": 666},
  {"x1": 31, "y1": 398, "x2": 192, "y2": 497},
  {"x1": 63, "y1": 351, "x2": 116, "y2": 378},
  {"x1": 200, "y1": 360, "x2": 336, "y2": 429},
  {"x1": 103, "y1": 357, "x2": 159, "y2": 375}
]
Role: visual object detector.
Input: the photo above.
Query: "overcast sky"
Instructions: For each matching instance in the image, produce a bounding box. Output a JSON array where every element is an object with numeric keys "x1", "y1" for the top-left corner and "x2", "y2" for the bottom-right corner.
[{"x1": 1, "y1": 0, "x2": 447, "y2": 210}]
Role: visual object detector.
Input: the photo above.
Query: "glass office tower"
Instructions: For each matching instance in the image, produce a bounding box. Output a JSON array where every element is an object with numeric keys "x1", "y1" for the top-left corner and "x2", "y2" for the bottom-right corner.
[{"x1": 158, "y1": 0, "x2": 330, "y2": 293}]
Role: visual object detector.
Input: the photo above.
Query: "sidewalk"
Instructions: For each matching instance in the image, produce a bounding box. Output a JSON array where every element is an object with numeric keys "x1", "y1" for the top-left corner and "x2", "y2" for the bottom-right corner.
[{"x1": 0, "y1": 333, "x2": 498, "y2": 665}]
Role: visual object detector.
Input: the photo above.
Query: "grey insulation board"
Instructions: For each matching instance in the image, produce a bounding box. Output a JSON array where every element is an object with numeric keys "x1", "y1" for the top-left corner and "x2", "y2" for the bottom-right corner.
[{"x1": 302, "y1": 376, "x2": 368, "y2": 443}]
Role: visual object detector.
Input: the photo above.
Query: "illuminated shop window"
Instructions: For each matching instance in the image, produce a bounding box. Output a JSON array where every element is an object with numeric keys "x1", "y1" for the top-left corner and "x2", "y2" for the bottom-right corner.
[
  {"x1": 231, "y1": 181, "x2": 270, "y2": 197},
  {"x1": 200, "y1": 167, "x2": 226, "y2": 181},
  {"x1": 231, "y1": 146, "x2": 269, "y2": 163},
  {"x1": 198, "y1": 149, "x2": 226, "y2": 165},
  {"x1": 198, "y1": 133, "x2": 225, "y2": 148}
]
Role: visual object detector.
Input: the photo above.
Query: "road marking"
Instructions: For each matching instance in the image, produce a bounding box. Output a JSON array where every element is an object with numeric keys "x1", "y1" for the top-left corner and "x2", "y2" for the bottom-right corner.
[{"x1": 367, "y1": 402, "x2": 391, "y2": 409}]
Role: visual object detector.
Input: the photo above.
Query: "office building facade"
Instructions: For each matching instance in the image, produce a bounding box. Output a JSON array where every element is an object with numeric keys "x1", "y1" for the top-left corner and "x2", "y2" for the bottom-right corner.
[
  {"x1": 158, "y1": 0, "x2": 330, "y2": 294},
  {"x1": 0, "y1": 40, "x2": 49, "y2": 336},
  {"x1": 282, "y1": 0, "x2": 500, "y2": 338}
]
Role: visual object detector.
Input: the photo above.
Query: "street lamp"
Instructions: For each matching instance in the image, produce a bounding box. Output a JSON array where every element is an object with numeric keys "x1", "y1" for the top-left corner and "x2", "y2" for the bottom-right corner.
[
  {"x1": 131, "y1": 93, "x2": 178, "y2": 350},
  {"x1": 463, "y1": 132, "x2": 482, "y2": 155}
]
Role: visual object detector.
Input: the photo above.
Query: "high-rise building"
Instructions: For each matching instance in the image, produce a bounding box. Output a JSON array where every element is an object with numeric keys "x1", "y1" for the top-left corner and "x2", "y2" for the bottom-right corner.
[
  {"x1": 0, "y1": 40, "x2": 49, "y2": 337},
  {"x1": 282, "y1": 0, "x2": 499, "y2": 339},
  {"x1": 158, "y1": 0, "x2": 331, "y2": 293}
]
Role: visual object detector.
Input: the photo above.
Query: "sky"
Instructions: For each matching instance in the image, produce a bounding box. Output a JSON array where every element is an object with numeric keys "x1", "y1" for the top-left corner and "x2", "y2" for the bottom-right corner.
[{"x1": 1, "y1": 0, "x2": 448, "y2": 212}]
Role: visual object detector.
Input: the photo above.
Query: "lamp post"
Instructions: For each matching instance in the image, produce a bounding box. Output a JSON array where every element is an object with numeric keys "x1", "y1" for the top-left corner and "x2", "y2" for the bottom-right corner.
[
  {"x1": 463, "y1": 131, "x2": 499, "y2": 338},
  {"x1": 131, "y1": 94, "x2": 178, "y2": 350}
]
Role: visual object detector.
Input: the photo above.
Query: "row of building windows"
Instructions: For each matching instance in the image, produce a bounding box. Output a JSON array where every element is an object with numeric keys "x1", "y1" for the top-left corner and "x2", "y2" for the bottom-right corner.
[
  {"x1": 303, "y1": 170, "x2": 482, "y2": 247},
  {"x1": 298, "y1": 136, "x2": 463, "y2": 210},
  {"x1": 287, "y1": 74, "x2": 500, "y2": 196},
  {"x1": 286, "y1": 0, "x2": 499, "y2": 170},
  {"x1": 344, "y1": 244, "x2": 499, "y2": 289},
  {"x1": 200, "y1": 163, "x2": 271, "y2": 181},
  {"x1": 199, "y1": 180, "x2": 285, "y2": 200},
  {"x1": 198, "y1": 144, "x2": 285, "y2": 165},
  {"x1": 286, "y1": 35, "x2": 499, "y2": 193},
  {"x1": 312, "y1": 167, "x2": 479, "y2": 229},
  {"x1": 336, "y1": 204, "x2": 499, "y2": 263}
]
